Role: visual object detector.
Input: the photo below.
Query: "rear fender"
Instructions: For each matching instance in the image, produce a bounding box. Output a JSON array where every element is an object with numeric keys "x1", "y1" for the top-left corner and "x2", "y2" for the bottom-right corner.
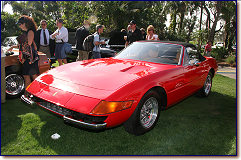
[{"x1": 5, "y1": 65, "x2": 22, "y2": 75}]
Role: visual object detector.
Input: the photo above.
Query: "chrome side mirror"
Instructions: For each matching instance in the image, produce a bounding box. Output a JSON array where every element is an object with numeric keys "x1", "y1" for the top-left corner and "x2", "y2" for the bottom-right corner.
[{"x1": 194, "y1": 61, "x2": 200, "y2": 66}]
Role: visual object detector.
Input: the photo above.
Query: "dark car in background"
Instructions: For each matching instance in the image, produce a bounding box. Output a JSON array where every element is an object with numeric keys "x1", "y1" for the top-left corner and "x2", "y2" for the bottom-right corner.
[{"x1": 66, "y1": 29, "x2": 125, "y2": 62}]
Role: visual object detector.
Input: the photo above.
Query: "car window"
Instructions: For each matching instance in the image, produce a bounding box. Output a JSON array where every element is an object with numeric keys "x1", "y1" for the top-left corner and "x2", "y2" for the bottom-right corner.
[
  {"x1": 183, "y1": 49, "x2": 190, "y2": 66},
  {"x1": 115, "y1": 42, "x2": 183, "y2": 65},
  {"x1": 185, "y1": 47, "x2": 200, "y2": 65}
]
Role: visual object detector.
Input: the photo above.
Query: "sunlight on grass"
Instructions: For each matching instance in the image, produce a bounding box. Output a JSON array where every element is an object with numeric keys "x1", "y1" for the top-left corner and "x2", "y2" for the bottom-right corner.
[{"x1": 2, "y1": 113, "x2": 56, "y2": 155}]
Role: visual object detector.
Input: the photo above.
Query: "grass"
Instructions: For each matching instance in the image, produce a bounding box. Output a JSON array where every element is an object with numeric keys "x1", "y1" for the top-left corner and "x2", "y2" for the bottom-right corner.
[{"x1": 1, "y1": 74, "x2": 236, "y2": 155}]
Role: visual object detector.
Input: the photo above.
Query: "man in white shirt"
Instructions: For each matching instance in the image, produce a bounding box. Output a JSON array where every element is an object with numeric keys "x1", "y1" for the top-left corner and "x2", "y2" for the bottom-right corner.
[
  {"x1": 50, "y1": 19, "x2": 68, "y2": 66},
  {"x1": 35, "y1": 20, "x2": 55, "y2": 58},
  {"x1": 93, "y1": 25, "x2": 106, "y2": 59}
]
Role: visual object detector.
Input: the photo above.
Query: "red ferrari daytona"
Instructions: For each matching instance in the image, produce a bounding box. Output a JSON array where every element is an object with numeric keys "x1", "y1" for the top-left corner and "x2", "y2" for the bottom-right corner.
[{"x1": 21, "y1": 41, "x2": 218, "y2": 135}]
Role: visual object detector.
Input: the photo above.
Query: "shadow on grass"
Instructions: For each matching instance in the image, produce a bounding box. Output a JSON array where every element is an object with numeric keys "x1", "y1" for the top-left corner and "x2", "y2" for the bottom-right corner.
[
  {"x1": 1, "y1": 98, "x2": 36, "y2": 147},
  {"x1": 1, "y1": 75, "x2": 236, "y2": 155},
  {"x1": 26, "y1": 91, "x2": 236, "y2": 155}
]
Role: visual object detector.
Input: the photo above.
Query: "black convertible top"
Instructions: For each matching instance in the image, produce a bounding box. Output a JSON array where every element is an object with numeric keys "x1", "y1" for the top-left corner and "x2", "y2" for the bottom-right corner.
[{"x1": 137, "y1": 40, "x2": 196, "y2": 48}]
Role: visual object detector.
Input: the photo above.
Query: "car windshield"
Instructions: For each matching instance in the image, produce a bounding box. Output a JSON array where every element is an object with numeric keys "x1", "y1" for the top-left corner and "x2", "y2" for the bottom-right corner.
[{"x1": 115, "y1": 42, "x2": 183, "y2": 65}]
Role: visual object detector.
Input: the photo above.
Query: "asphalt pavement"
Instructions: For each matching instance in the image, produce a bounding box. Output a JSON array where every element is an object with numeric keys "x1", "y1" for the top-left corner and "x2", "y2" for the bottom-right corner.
[{"x1": 217, "y1": 66, "x2": 236, "y2": 79}]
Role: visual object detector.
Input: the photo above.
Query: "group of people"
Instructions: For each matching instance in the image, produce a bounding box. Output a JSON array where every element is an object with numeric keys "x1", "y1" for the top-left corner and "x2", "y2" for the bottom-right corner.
[
  {"x1": 6, "y1": 16, "x2": 70, "y2": 93},
  {"x1": 75, "y1": 20, "x2": 161, "y2": 61}
]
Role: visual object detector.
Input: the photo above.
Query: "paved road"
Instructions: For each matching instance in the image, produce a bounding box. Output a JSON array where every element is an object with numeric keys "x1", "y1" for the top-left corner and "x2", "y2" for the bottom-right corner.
[{"x1": 217, "y1": 66, "x2": 236, "y2": 79}]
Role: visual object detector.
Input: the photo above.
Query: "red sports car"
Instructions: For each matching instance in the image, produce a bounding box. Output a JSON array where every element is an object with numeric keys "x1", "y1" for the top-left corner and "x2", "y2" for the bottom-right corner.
[{"x1": 21, "y1": 41, "x2": 218, "y2": 135}]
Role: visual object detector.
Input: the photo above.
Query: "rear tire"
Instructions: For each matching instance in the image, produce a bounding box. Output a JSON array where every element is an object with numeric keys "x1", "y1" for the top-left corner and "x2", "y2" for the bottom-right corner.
[
  {"x1": 124, "y1": 90, "x2": 161, "y2": 135},
  {"x1": 198, "y1": 71, "x2": 213, "y2": 97},
  {"x1": 5, "y1": 73, "x2": 25, "y2": 98}
]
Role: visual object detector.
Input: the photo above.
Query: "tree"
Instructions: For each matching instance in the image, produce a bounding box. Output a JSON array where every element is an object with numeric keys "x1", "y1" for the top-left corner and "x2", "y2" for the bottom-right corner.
[
  {"x1": 208, "y1": 1, "x2": 223, "y2": 43},
  {"x1": 1, "y1": 12, "x2": 20, "y2": 42},
  {"x1": 221, "y1": 1, "x2": 236, "y2": 51}
]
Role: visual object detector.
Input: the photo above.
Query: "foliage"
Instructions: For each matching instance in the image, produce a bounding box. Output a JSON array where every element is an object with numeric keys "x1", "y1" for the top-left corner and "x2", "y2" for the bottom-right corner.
[
  {"x1": 225, "y1": 55, "x2": 236, "y2": 65},
  {"x1": 211, "y1": 47, "x2": 229, "y2": 61},
  {"x1": 1, "y1": 12, "x2": 21, "y2": 42}
]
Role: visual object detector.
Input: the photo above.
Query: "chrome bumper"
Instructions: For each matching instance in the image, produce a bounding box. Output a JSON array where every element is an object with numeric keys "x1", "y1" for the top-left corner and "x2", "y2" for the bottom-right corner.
[
  {"x1": 63, "y1": 116, "x2": 107, "y2": 130},
  {"x1": 21, "y1": 95, "x2": 35, "y2": 105},
  {"x1": 21, "y1": 94, "x2": 107, "y2": 130}
]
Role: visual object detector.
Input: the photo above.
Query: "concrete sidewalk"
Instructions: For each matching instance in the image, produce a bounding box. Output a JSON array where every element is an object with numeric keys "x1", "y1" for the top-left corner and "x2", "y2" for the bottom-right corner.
[{"x1": 217, "y1": 66, "x2": 236, "y2": 79}]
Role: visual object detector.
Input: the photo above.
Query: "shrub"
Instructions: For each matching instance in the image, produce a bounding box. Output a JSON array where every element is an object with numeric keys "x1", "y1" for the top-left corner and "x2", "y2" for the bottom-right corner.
[
  {"x1": 226, "y1": 55, "x2": 236, "y2": 65},
  {"x1": 211, "y1": 47, "x2": 229, "y2": 61}
]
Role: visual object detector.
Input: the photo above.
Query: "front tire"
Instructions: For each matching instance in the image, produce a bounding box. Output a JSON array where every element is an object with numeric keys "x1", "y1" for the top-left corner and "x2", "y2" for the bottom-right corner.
[
  {"x1": 5, "y1": 73, "x2": 25, "y2": 98},
  {"x1": 124, "y1": 90, "x2": 161, "y2": 135}
]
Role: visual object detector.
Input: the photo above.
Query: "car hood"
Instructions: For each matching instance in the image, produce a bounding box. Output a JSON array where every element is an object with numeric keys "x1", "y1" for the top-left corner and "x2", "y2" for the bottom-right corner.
[{"x1": 36, "y1": 58, "x2": 176, "y2": 97}]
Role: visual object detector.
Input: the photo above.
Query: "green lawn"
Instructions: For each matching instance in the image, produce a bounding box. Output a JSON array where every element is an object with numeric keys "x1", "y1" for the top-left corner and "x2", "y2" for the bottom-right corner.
[{"x1": 1, "y1": 74, "x2": 236, "y2": 155}]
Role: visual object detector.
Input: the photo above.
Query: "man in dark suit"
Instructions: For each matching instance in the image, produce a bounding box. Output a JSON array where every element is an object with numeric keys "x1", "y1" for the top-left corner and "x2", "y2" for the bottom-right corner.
[
  {"x1": 75, "y1": 20, "x2": 90, "y2": 61},
  {"x1": 35, "y1": 20, "x2": 55, "y2": 58},
  {"x1": 125, "y1": 20, "x2": 142, "y2": 47}
]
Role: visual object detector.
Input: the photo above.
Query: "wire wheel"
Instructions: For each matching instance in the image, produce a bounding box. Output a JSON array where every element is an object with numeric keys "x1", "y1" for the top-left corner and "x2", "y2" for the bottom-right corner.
[
  {"x1": 204, "y1": 74, "x2": 212, "y2": 96},
  {"x1": 140, "y1": 97, "x2": 159, "y2": 129},
  {"x1": 5, "y1": 74, "x2": 25, "y2": 96}
]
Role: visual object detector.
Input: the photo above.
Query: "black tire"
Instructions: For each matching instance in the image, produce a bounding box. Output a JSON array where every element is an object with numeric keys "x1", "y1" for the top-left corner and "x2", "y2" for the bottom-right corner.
[
  {"x1": 5, "y1": 73, "x2": 25, "y2": 98},
  {"x1": 124, "y1": 90, "x2": 161, "y2": 135},
  {"x1": 198, "y1": 71, "x2": 213, "y2": 97}
]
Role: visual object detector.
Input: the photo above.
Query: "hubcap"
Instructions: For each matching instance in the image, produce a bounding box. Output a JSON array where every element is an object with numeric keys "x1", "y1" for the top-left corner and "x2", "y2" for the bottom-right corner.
[
  {"x1": 5, "y1": 74, "x2": 25, "y2": 96},
  {"x1": 140, "y1": 97, "x2": 159, "y2": 129},
  {"x1": 204, "y1": 75, "x2": 212, "y2": 95}
]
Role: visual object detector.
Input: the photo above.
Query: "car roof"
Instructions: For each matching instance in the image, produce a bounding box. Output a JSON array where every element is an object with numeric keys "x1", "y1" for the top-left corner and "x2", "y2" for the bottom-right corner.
[{"x1": 137, "y1": 40, "x2": 196, "y2": 48}]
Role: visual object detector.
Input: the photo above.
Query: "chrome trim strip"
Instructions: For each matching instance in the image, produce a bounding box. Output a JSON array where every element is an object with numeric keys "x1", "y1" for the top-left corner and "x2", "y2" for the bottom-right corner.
[
  {"x1": 21, "y1": 95, "x2": 35, "y2": 105},
  {"x1": 63, "y1": 116, "x2": 107, "y2": 130}
]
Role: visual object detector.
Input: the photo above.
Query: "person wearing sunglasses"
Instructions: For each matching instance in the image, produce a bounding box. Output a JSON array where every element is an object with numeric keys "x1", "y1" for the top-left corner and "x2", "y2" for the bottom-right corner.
[
  {"x1": 34, "y1": 20, "x2": 55, "y2": 58},
  {"x1": 146, "y1": 25, "x2": 159, "y2": 41}
]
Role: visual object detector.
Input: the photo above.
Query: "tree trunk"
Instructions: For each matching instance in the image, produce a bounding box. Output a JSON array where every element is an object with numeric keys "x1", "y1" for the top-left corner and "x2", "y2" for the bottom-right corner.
[
  {"x1": 224, "y1": 21, "x2": 230, "y2": 48},
  {"x1": 198, "y1": 1, "x2": 203, "y2": 48},
  {"x1": 208, "y1": 1, "x2": 222, "y2": 42},
  {"x1": 204, "y1": 3, "x2": 210, "y2": 39},
  {"x1": 178, "y1": 2, "x2": 186, "y2": 34}
]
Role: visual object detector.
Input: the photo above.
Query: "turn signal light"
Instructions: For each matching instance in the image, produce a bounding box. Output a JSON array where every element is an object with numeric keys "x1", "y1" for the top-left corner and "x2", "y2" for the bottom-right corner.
[{"x1": 91, "y1": 101, "x2": 133, "y2": 115}]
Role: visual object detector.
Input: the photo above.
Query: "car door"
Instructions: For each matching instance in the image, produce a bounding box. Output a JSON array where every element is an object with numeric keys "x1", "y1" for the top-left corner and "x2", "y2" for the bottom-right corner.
[{"x1": 182, "y1": 47, "x2": 204, "y2": 95}]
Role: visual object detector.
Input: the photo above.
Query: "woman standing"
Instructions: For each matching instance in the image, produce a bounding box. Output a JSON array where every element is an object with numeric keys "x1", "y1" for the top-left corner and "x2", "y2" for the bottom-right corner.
[
  {"x1": 146, "y1": 25, "x2": 159, "y2": 41},
  {"x1": 8, "y1": 15, "x2": 39, "y2": 90},
  {"x1": 50, "y1": 19, "x2": 68, "y2": 66}
]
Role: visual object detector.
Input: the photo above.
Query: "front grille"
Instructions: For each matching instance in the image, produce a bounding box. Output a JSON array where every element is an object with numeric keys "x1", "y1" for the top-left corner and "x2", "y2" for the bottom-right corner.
[
  {"x1": 27, "y1": 94, "x2": 107, "y2": 124},
  {"x1": 38, "y1": 101, "x2": 73, "y2": 116}
]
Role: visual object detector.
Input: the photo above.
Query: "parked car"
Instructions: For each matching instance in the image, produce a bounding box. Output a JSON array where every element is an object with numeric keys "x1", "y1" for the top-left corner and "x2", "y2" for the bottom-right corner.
[
  {"x1": 212, "y1": 42, "x2": 224, "y2": 49},
  {"x1": 3, "y1": 37, "x2": 50, "y2": 98},
  {"x1": 21, "y1": 41, "x2": 218, "y2": 135},
  {"x1": 64, "y1": 30, "x2": 117, "y2": 63}
]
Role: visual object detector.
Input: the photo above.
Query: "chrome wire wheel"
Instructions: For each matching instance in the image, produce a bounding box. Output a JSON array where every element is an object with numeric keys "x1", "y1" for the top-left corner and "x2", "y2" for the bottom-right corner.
[
  {"x1": 204, "y1": 74, "x2": 212, "y2": 96},
  {"x1": 5, "y1": 74, "x2": 25, "y2": 96},
  {"x1": 140, "y1": 97, "x2": 159, "y2": 129}
]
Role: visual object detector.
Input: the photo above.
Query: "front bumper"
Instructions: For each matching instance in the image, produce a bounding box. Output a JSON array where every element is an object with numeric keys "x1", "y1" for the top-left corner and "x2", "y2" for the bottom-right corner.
[
  {"x1": 63, "y1": 116, "x2": 106, "y2": 130},
  {"x1": 21, "y1": 94, "x2": 107, "y2": 130}
]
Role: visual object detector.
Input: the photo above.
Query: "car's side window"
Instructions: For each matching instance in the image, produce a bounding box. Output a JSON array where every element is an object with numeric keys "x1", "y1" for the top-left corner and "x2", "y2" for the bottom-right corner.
[
  {"x1": 185, "y1": 47, "x2": 200, "y2": 65},
  {"x1": 183, "y1": 49, "x2": 190, "y2": 66}
]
